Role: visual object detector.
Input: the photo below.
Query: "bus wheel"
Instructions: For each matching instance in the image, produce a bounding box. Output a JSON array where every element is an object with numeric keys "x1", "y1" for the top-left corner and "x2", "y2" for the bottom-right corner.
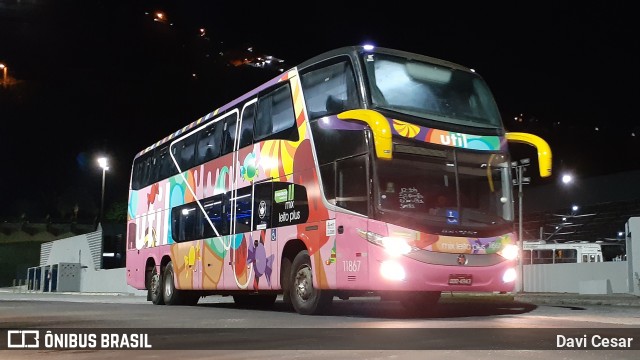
[
  {"x1": 149, "y1": 266, "x2": 164, "y2": 305},
  {"x1": 289, "y1": 250, "x2": 332, "y2": 315},
  {"x1": 400, "y1": 291, "x2": 441, "y2": 312},
  {"x1": 162, "y1": 261, "x2": 189, "y2": 305}
]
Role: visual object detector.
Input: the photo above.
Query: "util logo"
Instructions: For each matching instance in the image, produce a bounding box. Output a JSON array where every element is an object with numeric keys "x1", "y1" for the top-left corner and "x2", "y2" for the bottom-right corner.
[{"x1": 439, "y1": 133, "x2": 469, "y2": 148}]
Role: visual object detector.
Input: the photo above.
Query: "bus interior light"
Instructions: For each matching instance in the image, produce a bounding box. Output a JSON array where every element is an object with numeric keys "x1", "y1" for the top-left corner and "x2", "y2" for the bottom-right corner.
[
  {"x1": 502, "y1": 268, "x2": 517, "y2": 283},
  {"x1": 380, "y1": 260, "x2": 405, "y2": 281}
]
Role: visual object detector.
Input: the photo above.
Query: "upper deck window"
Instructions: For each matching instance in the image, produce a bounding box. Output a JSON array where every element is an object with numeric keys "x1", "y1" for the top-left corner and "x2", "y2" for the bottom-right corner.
[
  {"x1": 363, "y1": 52, "x2": 502, "y2": 129},
  {"x1": 300, "y1": 59, "x2": 359, "y2": 120}
]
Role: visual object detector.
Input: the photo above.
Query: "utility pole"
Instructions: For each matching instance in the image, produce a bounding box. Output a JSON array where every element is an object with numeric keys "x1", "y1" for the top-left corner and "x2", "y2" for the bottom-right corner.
[{"x1": 512, "y1": 158, "x2": 530, "y2": 293}]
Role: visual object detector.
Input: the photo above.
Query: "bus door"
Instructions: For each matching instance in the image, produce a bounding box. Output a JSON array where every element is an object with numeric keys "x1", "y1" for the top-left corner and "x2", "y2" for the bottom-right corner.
[
  {"x1": 334, "y1": 155, "x2": 370, "y2": 289},
  {"x1": 226, "y1": 181, "x2": 277, "y2": 291}
]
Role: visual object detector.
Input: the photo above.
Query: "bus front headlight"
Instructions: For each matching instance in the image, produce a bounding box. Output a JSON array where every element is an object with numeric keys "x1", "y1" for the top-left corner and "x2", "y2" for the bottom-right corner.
[
  {"x1": 381, "y1": 237, "x2": 412, "y2": 256},
  {"x1": 498, "y1": 244, "x2": 519, "y2": 260},
  {"x1": 360, "y1": 230, "x2": 414, "y2": 256}
]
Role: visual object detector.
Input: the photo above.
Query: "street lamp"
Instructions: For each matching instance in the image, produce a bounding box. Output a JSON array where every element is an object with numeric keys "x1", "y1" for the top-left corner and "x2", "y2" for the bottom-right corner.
[
  {"x1": 97, "y1": 157, "x2": 109, "y2": 226},
  {"x1": 0, "y1": 63, "x2": 7, "y2": 87}
]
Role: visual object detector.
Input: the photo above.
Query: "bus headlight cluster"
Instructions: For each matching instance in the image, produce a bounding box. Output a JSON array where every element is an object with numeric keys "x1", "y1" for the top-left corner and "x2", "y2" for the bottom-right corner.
[
  {"x1": 498, "y1": 244, "x2": 519, "y2": 260},
  {"x1": 360, "y1": 230, "x2": 414, "y2": 256}
]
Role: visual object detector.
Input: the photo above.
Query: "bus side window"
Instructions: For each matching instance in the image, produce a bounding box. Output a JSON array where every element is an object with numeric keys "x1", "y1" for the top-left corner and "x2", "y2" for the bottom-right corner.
[
  {"x1": 319, "y1": 163, "x2": 336, "y2": 205},
  {"x1": 202, "y1": 194, "x2": 227, "y2": 237},
  {"x1": 172, "y1": 133, "x2": 196, "y2": 171},
  {"x1": 254, "y1": 84, "x2": 298, "y2": 142},
  {"x1": 196, "y1": 121, "x2": 222, "y2": 165},
  {"x1": 171, "y1": 202, "x2": 199, "y2": 242},
  {"x1": 300, "y1": 58, "x2": 359, "y2": 119},
  {"x1": 336, "y1": 154, "x2": 369, "y2": 216},
  {"x1": 233, "y1": 187, "x2": 252, "y2": 234},
  {"x1": 132, "y1": 152, "x2": 153, "y2": 190},
  {"x1": 155, "y1": 145, "x2": 177, "y2": 182},
  {"x1": 222, "y1": 113, "x2": 239, "y2": 156},
  {"x1": 239, "y1": 102, "x2": 255, "y2": 148}
]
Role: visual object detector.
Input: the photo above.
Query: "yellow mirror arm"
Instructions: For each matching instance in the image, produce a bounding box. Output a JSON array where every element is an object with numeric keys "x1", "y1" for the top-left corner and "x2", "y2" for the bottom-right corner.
[
  {"x1": 337, "y1": 109, "x2": 393, "y2": 159},
  {"x1": 505, "y1": 132, "x2": 552, "y2": 177}
]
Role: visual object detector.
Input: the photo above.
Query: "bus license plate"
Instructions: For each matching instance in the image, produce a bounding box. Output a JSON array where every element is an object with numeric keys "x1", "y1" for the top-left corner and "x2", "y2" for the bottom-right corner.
[{"x1": 448, "y1": 274, "x2": 472, "y2": 285}]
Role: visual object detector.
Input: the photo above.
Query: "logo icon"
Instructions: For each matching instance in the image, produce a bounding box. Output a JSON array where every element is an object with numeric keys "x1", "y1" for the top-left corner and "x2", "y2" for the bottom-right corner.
[
  {"x1": 7, "y1": 330, "x2": 40, "y2": 348},
  {"x1": 456, "y1": 254, "x2": 467, "y2": 266},
  {"x1": 258, "y1": 201, "x2": 266, "y2": 219}
]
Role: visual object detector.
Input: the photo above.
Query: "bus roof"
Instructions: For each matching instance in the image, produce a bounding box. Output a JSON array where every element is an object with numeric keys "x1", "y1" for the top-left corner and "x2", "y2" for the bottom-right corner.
[{"x1": 133, "y1": 45, "x2": 476, "y2": 160}]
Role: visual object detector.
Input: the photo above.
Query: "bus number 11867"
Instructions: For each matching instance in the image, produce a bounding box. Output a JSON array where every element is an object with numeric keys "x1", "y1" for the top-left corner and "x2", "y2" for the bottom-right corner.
[{"x1": 343, "y1": 260, "x2": 361, "y2": 272}]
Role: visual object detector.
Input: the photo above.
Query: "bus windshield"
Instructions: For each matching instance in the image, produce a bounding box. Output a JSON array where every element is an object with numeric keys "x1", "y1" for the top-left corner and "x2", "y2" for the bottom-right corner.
[
  {"x1": 363, "y1": 52, "x2": 502, "y2": 129},
  {"x1": 375, "y1": 145, "x2": 513, "y2": 235}
]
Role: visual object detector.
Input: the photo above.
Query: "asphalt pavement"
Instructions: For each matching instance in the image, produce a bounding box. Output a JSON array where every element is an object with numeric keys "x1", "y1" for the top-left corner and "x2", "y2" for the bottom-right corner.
[{"x1": 2, "y1": 288, "x2": 640, "y2": 307}]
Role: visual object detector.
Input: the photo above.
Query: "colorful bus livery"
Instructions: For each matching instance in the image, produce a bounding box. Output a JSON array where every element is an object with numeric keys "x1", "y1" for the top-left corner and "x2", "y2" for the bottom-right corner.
[{"x1": 126, "y1": 46, "x2": 552, "y2": 315}]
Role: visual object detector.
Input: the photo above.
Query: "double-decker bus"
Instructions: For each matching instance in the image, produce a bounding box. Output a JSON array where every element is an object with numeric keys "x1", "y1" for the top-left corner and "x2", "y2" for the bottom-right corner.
[{"x1": 125, "y1": 45, "x2": 552, "y2": 315}]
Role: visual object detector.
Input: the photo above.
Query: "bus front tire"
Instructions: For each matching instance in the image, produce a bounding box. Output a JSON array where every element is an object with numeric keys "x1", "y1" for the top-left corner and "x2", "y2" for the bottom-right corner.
[
  {"x1": 289, "y1": 250, "x2": 332, "y2": 315},
  {"x1": 149, "y1": 266, "x2": 164, "y2": 305}
]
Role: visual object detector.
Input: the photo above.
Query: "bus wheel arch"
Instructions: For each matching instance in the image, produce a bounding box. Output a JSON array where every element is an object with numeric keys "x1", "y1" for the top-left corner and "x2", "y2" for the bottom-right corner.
[
  {"x1": 144, "y1": 258, "x2": 156, "y2": 301},
  {"x1": 280, "y1": 240, "x2": 306, "y2": 305},
  {"x1": 289, "y1": 249, "x2": 333, "y2": 315}
]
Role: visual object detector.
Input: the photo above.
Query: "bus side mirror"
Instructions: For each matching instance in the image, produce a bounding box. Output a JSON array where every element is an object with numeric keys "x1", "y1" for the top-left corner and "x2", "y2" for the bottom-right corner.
[
  {"x1": 505, "y1": 132, "x2": 552, "y2": 178},
  {"x1": 337, "y1": 109, "x2": 393, "y2": 159}
]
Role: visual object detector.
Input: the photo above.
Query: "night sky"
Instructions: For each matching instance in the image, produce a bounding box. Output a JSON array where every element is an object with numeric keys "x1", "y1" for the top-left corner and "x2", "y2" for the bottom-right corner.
[{"x1": 0, "y1": 0, "x2": 638, "y2": 220}]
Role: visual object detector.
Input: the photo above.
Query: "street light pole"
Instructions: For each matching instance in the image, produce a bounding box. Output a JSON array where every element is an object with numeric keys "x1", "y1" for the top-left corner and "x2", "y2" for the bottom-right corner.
[
  {"x1": 513, "y1": 158, "x2": 530, "y2": 293},
  {"x1": 97, "y1": 157, "x2": 109, "y2": 226},
  {"x1": 518, "y1": 165, "x2": 524, "y2": 293}
]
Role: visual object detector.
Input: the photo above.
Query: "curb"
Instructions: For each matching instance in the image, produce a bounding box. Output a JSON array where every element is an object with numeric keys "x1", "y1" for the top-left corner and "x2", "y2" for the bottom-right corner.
[{"x1": 514, "y1": 293, "x2": 640, "y2": 307}]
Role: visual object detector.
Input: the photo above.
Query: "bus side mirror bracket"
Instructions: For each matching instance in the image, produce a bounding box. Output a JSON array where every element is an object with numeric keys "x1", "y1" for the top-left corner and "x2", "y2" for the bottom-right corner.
[
  {"x1": 337, "y1": 109, "x2": 393, "y2": 160},
  {"x1": 505, "y1": 132, "x2": 552, "y2": 178}
]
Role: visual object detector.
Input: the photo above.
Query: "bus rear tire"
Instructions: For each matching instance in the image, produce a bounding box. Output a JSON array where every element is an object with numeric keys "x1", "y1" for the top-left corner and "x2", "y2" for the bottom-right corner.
[
  {"x1": 163, "y1": 261, "x2": 195, "y2": 305},
  {"x1": 289, "y1": 250, "x2": 332, "y2": 315},
  {"x1": 149, "y1": 266, "x2": 164, "y2": 305}
]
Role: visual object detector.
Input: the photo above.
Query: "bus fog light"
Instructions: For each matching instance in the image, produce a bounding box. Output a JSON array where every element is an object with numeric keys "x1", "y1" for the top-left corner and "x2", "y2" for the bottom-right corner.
[
  {"x1": 380, "y1": 260, "x2": 405, "y2": 281},
  {"x1": 502, "y1": 268, "x2": 517, "y2": 283}
]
